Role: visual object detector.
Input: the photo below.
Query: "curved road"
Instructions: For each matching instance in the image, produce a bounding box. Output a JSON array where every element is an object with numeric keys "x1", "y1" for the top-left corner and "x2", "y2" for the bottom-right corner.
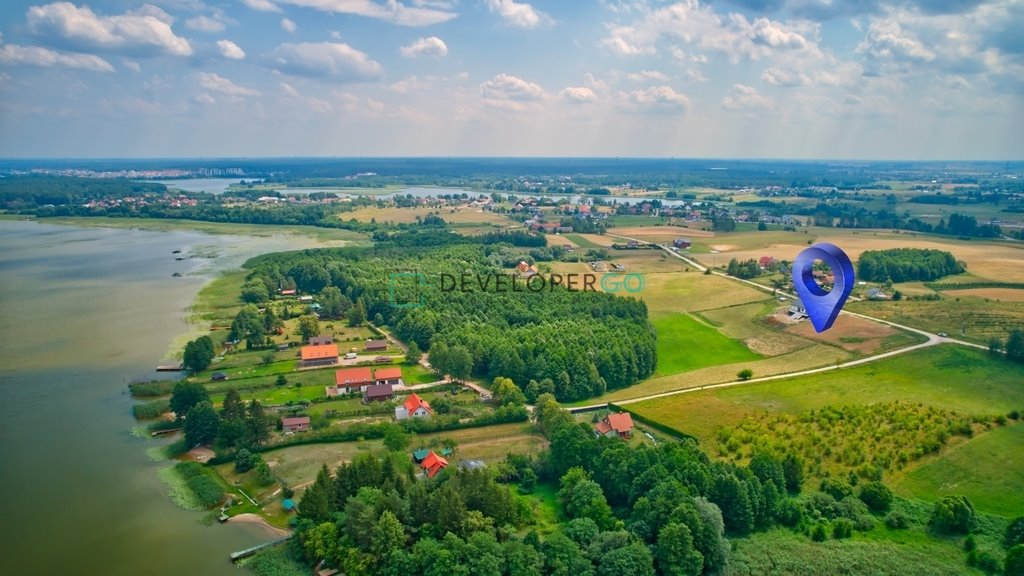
[{"x1": 569, "y1": 232, "x2": 990, "y2": 411}]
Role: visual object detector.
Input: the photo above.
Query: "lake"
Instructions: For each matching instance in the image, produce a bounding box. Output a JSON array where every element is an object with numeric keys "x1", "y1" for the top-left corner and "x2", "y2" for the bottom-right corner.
[{"x1": 0, "y1": 220, "x2": 329, "y2": 575}]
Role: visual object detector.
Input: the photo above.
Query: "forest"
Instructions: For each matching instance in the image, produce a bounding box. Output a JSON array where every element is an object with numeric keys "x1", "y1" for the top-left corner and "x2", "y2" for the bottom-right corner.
[
  {"x1": 240, "y1": 237, "x2": 657, "y2": 402},
  {"x1": 259, "y1": 391, "x2": 1022, "y2": 576},
  {"x1": 857, "y1": 249, "x2": 965, "y2": 282}
]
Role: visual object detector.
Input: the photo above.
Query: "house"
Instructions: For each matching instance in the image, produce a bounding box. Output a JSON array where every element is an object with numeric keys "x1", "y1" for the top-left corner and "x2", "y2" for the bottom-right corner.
[
  {"x1": 594, "y1": 412, "x2": 634, "y2": 439},
  {"x1": 412, "y1": 448, "x2": 431, "y2": 463},
  {"x1": 788, "y1": 301, "x2": 809, "y2": 320},
  {"x1": 627, "y1": 240, "x2": 640, "y2": 248},
  {"x1": 365, "y1": 340, "x2": 388, "y2": 352},
  {"x1": 867, "y1": 288, "x2": 890, "y2": 300},
  {"x1": 327, "y1": 366, "x2": 373, "y2": 396},
  {"x1": 300, "y1": 344, "x2": 339, "y2": 368},
  {"x1": 673, "y1": 238, "x2": 692, "y2": 249},
  {"x1": 420, "y1": 450, "x2": 449, "y2": 478},
  {"x1": 375, "y1": 366, "x2": 404, "y2": 386},
  {"x1": 759, "y1": 256, "x2": 777, "y2": 269},
  {"x1": 298, "y1": 295, "x2": 314, "y2": 303},
  {"x1": 395, "y1": 393, "x2": 433, "y2": 420},
  {"x1": 515, "y1": 260, "x2": 538, "y2": 277},
  {"x1": 279, "y1": 288, "x2": 296, "y2": 296},
  {"x1": 374, "y1": 356, "x2": 392, "y2": 364},
  {"x1": 281, "y1": 416, "x2": 311, "y2": 433},
  {"x1": 363, "y1": 384, "x2": 394, "y2": 403},
  {"x1": 308, "y1": 335, "x2": 334, "y2": 346}
]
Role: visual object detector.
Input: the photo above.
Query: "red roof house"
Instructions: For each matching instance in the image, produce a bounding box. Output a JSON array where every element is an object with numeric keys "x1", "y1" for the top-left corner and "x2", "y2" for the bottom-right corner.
[
  {"x1": 395, "y1": 393, "x2": 432, "y2": 420},
  {"x1": 421, "y1": 450, "x2": 449, "y2": 478},
  {"x1": 759, "y1": 256, "x2": 777, "y2": 269},
  {"x1": 594, "y1": 412, "x2": 634, "y2": 439}
]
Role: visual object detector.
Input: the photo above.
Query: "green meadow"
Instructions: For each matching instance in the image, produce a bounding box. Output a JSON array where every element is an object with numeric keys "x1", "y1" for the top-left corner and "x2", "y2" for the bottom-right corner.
[{"x1": 653, "y1": 312, "x2": 761, "y2": 375}]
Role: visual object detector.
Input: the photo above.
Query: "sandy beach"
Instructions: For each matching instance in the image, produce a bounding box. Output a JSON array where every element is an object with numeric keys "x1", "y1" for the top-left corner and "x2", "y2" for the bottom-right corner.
[{"x1": 228, "y1": 513, "x2": 291, "y2": 538}]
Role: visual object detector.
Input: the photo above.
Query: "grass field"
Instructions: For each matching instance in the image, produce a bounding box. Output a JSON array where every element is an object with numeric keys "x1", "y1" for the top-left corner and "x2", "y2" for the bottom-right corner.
[
  {"x1": 847, "y1": 298, "x2": 1024, "y2": 345},
  {"x1": 653, "y1": 313, "x2": 761, "y2": 375},
  {"x1": 637, "y1": 272, "x2": 769, "y2": 315},
  {"x1": 629, "y1": 345, "x2": 1024, "y2": 447},
  {"x1": 894, "y1": 423, "x2": 1024, "y2": 517},
  {"x1": 562, "y1": 233, "x2": 603, "y2": 249},
  {"x1": 343, "y1": 205, "x2": 510, "y2": 226}
]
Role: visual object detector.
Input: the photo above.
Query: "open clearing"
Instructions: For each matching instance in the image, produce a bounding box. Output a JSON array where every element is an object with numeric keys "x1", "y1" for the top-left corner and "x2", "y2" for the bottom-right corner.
[
  {"x1": 610, "y1": 225, "x2": 715, "y2": 244},
  {"x1": 784, "y1": 312, "x2": 917, "y2": 355},
  {"x1": 343, "y1": 205, "x2": 509, "y2": 226},
  {"x1": 543, "y1": 234, "x2": 576, "y2": 247},
  {"x1": 948, "y1": 287, "x2": 1024, "y2": 302},
  {"x1": 847, "y1": 298, "x2": 1024, "y2": 345},
  {"x1": 628, "y1": 345, "x2": 1024, "y2": 446},
  {"x1": 893, "y1": 423, "x2": 1024, "y2": 517},
  {"x1": 653, "y1": 313, "x2": 760, "y2": 375},
  {"x1": 638, "y1": 272, "x2": 769, "y2": 314}
]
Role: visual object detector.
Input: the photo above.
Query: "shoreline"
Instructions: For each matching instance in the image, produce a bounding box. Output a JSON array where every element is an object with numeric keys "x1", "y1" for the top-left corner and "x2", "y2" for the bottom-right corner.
[{"x1": 228, "y1": 513, "x2": 291, "y2": 539}]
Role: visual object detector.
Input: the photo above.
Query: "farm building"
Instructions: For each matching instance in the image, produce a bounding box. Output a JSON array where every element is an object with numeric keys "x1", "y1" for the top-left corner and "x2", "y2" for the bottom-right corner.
[
  {"x1": 308, "y1": 334, "x2": 334, "y2": 346},
  {"x1": 365, "y1": 340, "x2": 388, "y2": 352},
  {"x1": 374, "y1": 366, "x2": 403, "y2": 386},
  {"x1": 395, "y1": 393, "x2": 433, "y2": 420},
  {"x1": 420, "y1": 451, "x2": 449, "y2": 478},
  {"x1": 281, "y1": 416, "x2": 311, "y2": 433},
  {"x1": 300, "y1": 344, "x2": 339, "y2": 368},
  {"x1": 759, "y1": 256, "x2": 777, "y2": 269},
  {"x1": 516, "y1": 261, "x2": 539, "y2": 277},
  {"x1": 326, "y1": 366, "x2": 373, "y2": 397},
  {"x1": 594, "y1": 412, "x2": 634, "y2": 439},
  {"x1": 673, "y1": 238, "x2": 692, "y2": 249},
  {"x1": 868, "y1": 288, "x2": 890, "y2": 300},
  {"x1": 788, "y1": 301, "x2": 809, "y2": 320},
  {"x1": 363, "y1": 384, "x2": 394, "y2": 403}
]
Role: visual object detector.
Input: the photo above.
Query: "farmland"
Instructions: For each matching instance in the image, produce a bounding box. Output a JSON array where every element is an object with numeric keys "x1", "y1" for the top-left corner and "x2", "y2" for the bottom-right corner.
[{"x1": 652, "y1": 313, "x2": 761, "y2": 375}]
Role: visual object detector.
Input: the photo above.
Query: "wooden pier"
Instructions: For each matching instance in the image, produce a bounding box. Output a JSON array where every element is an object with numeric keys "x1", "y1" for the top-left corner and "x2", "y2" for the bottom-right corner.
[{"x1": 229, "y1": 536, "x2": 290, "y2": 562}]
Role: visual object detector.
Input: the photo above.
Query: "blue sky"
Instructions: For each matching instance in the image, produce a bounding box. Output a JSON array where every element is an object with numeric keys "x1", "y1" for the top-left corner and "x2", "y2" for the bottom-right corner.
[{"x1": 0, "y1": 0, "x2": 1021, "y2": 159}]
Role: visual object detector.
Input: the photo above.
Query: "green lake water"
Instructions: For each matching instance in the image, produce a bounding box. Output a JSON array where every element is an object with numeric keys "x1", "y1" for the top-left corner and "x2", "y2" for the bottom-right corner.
[{"x1": 0, "y1": 220, "x2": 327, "y2": 575}]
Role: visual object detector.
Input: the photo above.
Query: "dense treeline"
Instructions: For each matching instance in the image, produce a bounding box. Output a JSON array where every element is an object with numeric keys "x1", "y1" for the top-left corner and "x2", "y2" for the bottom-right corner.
[
  {"x1": 243, "y1": 241, "x2": 656, "y2": 401},
  {"x1": 0, "y1": 175, "x2": 167, "y2": 209},
  {"x1": 857, "y1": 249, "x2": 964, "y2": 282}
]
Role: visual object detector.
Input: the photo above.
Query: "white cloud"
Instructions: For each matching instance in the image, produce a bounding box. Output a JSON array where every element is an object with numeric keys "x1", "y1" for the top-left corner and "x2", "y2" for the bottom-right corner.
[
  {"x1": 217, "y1": 39, "x2": 246, "y2": 60},
  {"x1": 480, "y1": 73, "x2": 545, "y2": 100},
  {"x1": 603, "y1": 2, "x2": 817, "y2": 62},
  {"x1": 620, "y1": 85, "x2": 689, "y2": 114},
  {"x1": 194, "y1": 92, "x2": 216, "y2": 104},
  {"x1": 122, "y1": 59, "x2": 141, "y2": 72},
  {"x1": 400, "y1": 36, "x2": 447, "y2": 58},
  {"x1": 272, "y1": 0, "x2": 457, "y2": 26},
  {"x1": 626, "y1": 69, "x2": 670, "y2": 82},
  {"x1": 561, "y1": 86, "x2": 598, "y2": 103},
  {"x1": 722, "y1": 83, "x2": 773, "y2": 111},
  {"x1": 279, "y1": 81, "x2": 301, "y2": 98},
  {"x1": 390, "y1": 75, "x2": 429, "y2": 93},
  {"x1": 26, "y1": 2, "x2": 193, "y2": 57},
  {"x1": 280, "y1": 17, "x2": 297, "y2": 33},
  {"x1": 760, "y1": 66, "x2": 810, "y2": 86},
  {"x1": 267, "y1": 42, "x2": 384, "y2": 82},
  {"x1": 239, "y1": 0, "x2": 282, "y2": 12},
  {"x1": 0, "y1": 42, "x2": 114, "y2": 72},
  {"x1": 858, "y1": 19, "x2": 935, "y2": 62},
  {"x1": 185, "y1": 15, "x2": 225, "y2": 33},
  {"x1": 197, "y1": 72, "x2": 259, "y2": 96},
  {"x1": 485, "y1": 0, "x2": 552, "y2": 28}
]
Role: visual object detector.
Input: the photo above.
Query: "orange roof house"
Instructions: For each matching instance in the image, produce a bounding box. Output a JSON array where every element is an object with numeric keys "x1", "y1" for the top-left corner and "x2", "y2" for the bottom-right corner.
[
  {"x1": 325, "y1": 366, "x2": 373, "y2": 397},
  {"x1": 300, "y1": 344, "x2": 339, "y2": 368},
  {"x1": 594, "y1": 412, "x2": 634, "y2": 439},
  {"x1": 421, "y1": 450, "x2": 449, "y2": 478},
  {"x1": 374, "y1": 366, "x2": 403, "y2": 386},
  {"x1": 395, "y1": 393, "x2": 432, "y2": 420}
]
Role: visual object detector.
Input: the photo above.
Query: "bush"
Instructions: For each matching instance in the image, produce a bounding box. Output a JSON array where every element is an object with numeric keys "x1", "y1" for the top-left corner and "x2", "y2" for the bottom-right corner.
[
  {"x1": 885, "y1": 510, "x2": 910, "y2": 529},
  {"x1": 175, "y1": 462, "x2": 224, "y2": 508},
  {"x1": 810, "y1": 522, "x2": 828, "y2": 542},
  {"x1": 967, "y1": 549, "x2": 1001, "y2": 574},
  {"x1": 820, "y1": 479, "x2": 854, "y2": 501},
  {"x1": 1006, "y1": 544, "x2": 1024, "y2": 576},
  {"x1": 832, "y1": 518, "x2": 854, "y2": 539},
  {"x1": 931, "y1": 495, "x2": 974, "y2": 534},
  {"x1": 132, "y1": 399, "x2": 170, "y2": 419},
  {"x1": 737, "y1": 368, "x2": 754, "y2": 380},
  {"x1": 1007, "y1": 517, "x2": 1024, "y2": 548},
  {"x1": 858, "y1": 481, "x2": 893, "y2": 513},
  {"x1": 235, "y1": 449, "x2": 256, "y2": 473}
]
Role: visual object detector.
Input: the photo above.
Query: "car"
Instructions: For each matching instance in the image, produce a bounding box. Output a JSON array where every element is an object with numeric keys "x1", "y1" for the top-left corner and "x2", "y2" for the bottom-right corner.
[
  {"x1": 344, "y1": 352, "x2": 358, "y2": 360},
  {"x1": 937, "y1": 332, "x2": 948, "y2": 337}
]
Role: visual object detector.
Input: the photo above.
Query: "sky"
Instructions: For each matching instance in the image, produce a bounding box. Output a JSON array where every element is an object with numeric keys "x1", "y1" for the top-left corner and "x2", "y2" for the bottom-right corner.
[{"x1": 0, "y1": 0, "x2": 1021, "y2": 159}]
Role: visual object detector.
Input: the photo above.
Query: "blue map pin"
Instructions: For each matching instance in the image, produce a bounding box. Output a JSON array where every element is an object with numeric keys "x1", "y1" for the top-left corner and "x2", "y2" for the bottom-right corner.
[{"x1": 791, "y1": 243, "x2": 855, "y2": 333}]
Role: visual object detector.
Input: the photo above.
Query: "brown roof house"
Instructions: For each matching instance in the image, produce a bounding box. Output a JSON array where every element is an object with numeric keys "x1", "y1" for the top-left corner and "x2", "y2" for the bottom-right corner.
[
  {"x1": 282, "y1": 416, "x2": 311, "y2": 433},
  {"x1": 365, "y1": 340, "x2": 388, "y2": 352},
  {"x1": 363, "y1": 384, "x2": 394, "y2": 403},
  {"x1": 594, "y1": 412, "x2": 634, "y2": 439},
  {"x1": 308, "y1": 335, "x2": 334, "y2": 346}
]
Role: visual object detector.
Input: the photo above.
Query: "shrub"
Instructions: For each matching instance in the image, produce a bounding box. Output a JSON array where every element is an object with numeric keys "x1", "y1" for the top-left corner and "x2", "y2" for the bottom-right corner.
[
  {"x1": 858, "y1": 481, "x2": 893, "y2": 513},
  {"x1": 235, "y1": 449, "x2": 256, "y2": 473},
  {"x1": 832, "y1": 518, "x2": 854, "y2": 539},
  {"x1": 1006, "y1": 517, "x2": 1024, "y2": 548},
  {"x1": 820, "y1": 478, "x2": 854, "y2": 501},
  {"x1": 1005, "y1": 544, "x2": 1024, "y2": 576},
  {"x1": 969, "y1": 550, "x2": 1001, "y2": 574},
  {"x1": 810, "y1": 522, "x2": 828, "y2": 542},
  {"x1": 132, "y1": 399, "x2": 170, "y2": 419},
  {"x1": 931, "y1": 495, "x2": 974, "y2": 534},
  {"x1": 737, "y1": 368, "x2": 754, "y2": 380},
  {"x1": 964, "y1": 535, "x2": 977, "y2": 552},
  {"x1": 885, "y1": 510, "x2": 910, "y2": 529},
  {"x1": 187, "y1": 475, "x2": 225, "y2": 508}
]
